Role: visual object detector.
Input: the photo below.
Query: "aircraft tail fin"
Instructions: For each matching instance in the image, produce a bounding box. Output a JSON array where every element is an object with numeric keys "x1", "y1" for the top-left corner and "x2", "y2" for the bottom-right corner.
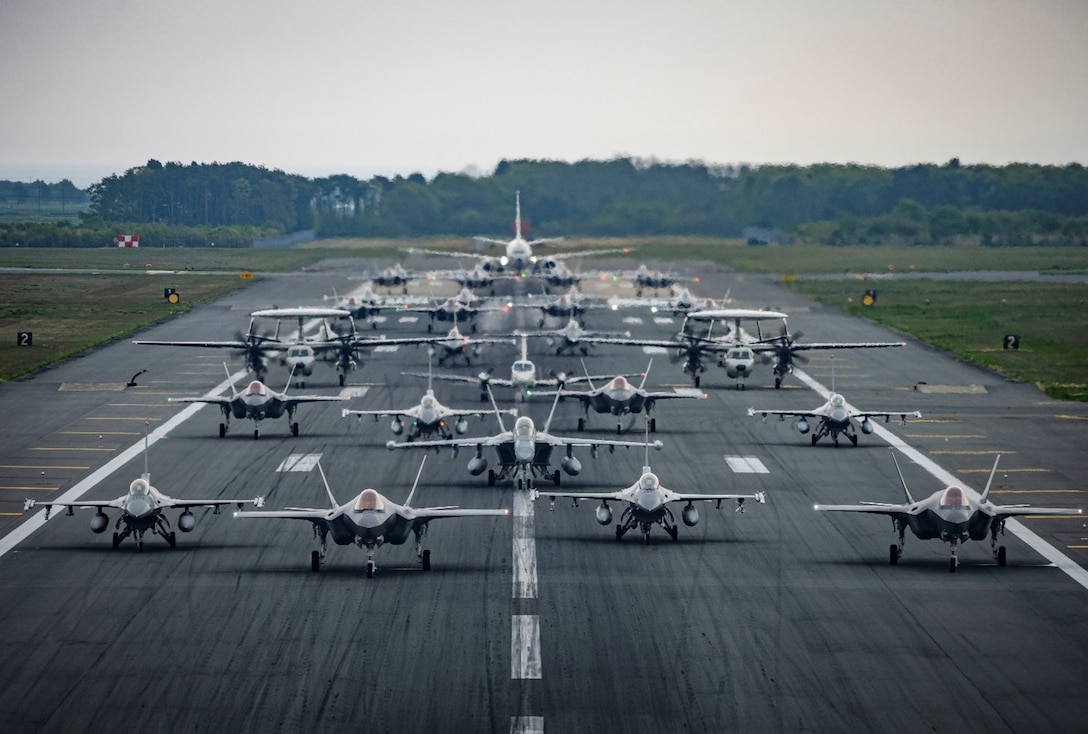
[
  {"x1": 403, "y1": 456, "x2": 428, "y2": 508},
  {"x1": 315, "y1": 460, "x2": 339, "y2": 508},
  {"x1": 979, "y1": 454, "x2": 1001, "y2": 503},
  {"x1": 515, "y1": 190, "x2": 522, "y2": 239},
  {"x1": 543, "y1": 383, "x2": 563, "y2": 434},
  {"x1": 891, "y1": 451, "x2": 915, "y2": 504},
  {"x1": 638, "y1": 358, "x2": 653, "y2": 391}
]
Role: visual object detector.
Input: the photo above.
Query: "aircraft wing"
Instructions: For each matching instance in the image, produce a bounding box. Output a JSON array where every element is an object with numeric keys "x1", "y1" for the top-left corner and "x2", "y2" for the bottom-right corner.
[
  {"x1": 536, "y1": 489, "x2": 625, "y2": 502},
  {"x1": 538, "y1": 433, "x2": 664, "y2": 451},
  {"x1": 989, "y1": 505, "x2": 1082, "y2": 521},
  {"x1": 814, "y1": 502, "x2": 913, "y2": 519},
  {"x1": 235, "y1": 508, "x2": 330, "y2": 522},
  {"x1": 387, "y1": 432, "x2": 514, "y2": 451},
  {"x1": 36, "y1": 497, "x2": 126, "y2": 514},
  {"x1": 402, "y1": 371, "x2": 514, "y2": 389},
  {"x1": 133, "y1": 339, "x2": 276, "y2": 350},
  {"x1": 849, "y1": 409, "x2": 922, "y2": 421},
  {"x1": 410, "y1": 507, "x2": 510, "y2": 520},
  {"x1": 750, "y1": 340, "x2": 906, "y2": 354},
  {"x1": 670, "y1": 491, "x2": 767, "y2": 503},
  {"x1": 166, "y1": 498, "x2": 262, "y2": 510},
  {"x1": 747, "y1": 407, "x2": 823, "y2": 420},
  {"x1": 169, "y1": 396, "x2": 233, "y2": 407},
  {"x1": 282, "y1": 395, "x2": 350, "y2": 407}
]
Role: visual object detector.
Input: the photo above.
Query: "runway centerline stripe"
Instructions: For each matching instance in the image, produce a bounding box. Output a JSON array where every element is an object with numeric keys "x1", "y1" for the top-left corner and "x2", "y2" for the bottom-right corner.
[
  {"x1": 509, "y1": 716, "x2": 544, "y2": 734},
  {"x1": 513, "y1": 489, "x2": 537, "y2": 599},
  {"x1": 792, "y1": 367, "x2": 1088, "y2": 592},
  {"x1": 511, "y1": 614, "x2": 542, "y2": 679},
  {"x1": 0, "y1": 367, "x2": 251, "y2": 559}
]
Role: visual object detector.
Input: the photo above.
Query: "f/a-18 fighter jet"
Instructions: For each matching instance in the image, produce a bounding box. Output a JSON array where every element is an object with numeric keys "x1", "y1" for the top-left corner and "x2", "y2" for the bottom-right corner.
[
  {"x1": 236, "y1": 458, "x2": 508, "y2": 577},
  {"x1": 25, "y1": 427, "x2": 263, "y2": 550},
  {"x1": 815, "y1": 453, "x2": 1082, "y2": 572}
]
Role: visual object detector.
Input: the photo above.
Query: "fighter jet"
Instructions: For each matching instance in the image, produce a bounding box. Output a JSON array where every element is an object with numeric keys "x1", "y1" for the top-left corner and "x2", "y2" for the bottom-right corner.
[
  {"x1": 168, "y1": 363, "x2": 348, "y2": 439},
  {"x1": 748, "y1": 390, "x2": 921, "y2": 446},
  {"x1": 407, "y1": 333, "x2": 618, "y2": 403},
  {"x1": 520, "y1": 317, "x2": 631, "y2": 357},
  {"x1": 323, "y1": 285, "x2": 430, "y2": 328},
  {"x1": 236, "y1": 458, "x2": 508, "y2": 577},
  {"x1": 370, "y1": 262, "x2": 414, "y2": 292},
  {"x1": 342, "y1": 369, "x2": 517, "y2": 442},
  {"x1": 407, "y1": 287, "x2": 507, "y2": 333},
  {"x1": 25, "y1": 427, "x2": 263, "y2": 550},
  {"x1": 815, "y1": 453, "x2": 1083, "y2": 572},
  {"x1": 536, "y1": 445, "x2": 765, "y2": 544},
  {"x1": 536, "y1": 359, "x2": 705, "y2": 433},
  {"x1": 386, "y1": 386, "x2": 662, "y2": 489}
]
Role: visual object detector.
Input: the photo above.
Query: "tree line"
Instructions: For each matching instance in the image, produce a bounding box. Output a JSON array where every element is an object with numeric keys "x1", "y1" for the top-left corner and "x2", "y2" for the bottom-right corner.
[{"x1": 2, "y1": 157, "x2": 1086, "y2": 247}]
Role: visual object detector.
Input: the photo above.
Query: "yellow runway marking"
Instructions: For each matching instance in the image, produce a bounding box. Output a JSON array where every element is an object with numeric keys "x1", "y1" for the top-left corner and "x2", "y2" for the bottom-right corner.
[
  {"x1": 108, "y1": 403, "x2": 172, "y2": 408},
  {"x1": 0, "y1": 486, "x2": 59, "y2": 492},
  {"x1": 990, "y1": 489, "x2": 1086, "y2": 494},
  {"x1": 29, "y1": 447, "x2": 115, "y2": 452},
  {"x1": 82, "y1": 417, "x2": 162, "y2": 422},
  {"x1": 931, "y1": 450, "x2": 1011, "y2": 455},
  {"x1": 912, "y1": 419, "x2": 961, "y2": 424},
  {"x1": 1055, "y1": 414, "x2": 1088, "y2": 421},
  {"x1": 905, "y1": 434, "x2": 986, "y2": 439},
  {"x1": 959, "y1": 468, "x2": 1050, "y2": 474},
  {"x1": 0, "y1": 512, "x2": 24, "y2": 517},
  {"x1": 59, "y1": 431, "x2": 140, "y2": 436},
  {"x1": 0, "y1": 465, "x2": 90, "y2": 470}
]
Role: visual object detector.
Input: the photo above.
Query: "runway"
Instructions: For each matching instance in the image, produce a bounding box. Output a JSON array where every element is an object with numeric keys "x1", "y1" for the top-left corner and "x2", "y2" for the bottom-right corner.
[{"x1": 1, "y1": 256, "x2": 1085, "y2": 733}]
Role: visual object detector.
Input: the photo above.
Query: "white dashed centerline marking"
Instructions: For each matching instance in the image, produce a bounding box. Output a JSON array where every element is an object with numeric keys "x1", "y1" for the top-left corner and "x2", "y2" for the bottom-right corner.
[
  {"x1": 512, "y1": 614, "x2": 542, "y2": 679},
  {"x1": 513, "y1": 489, "x2": 537, "y2": 599},
  {"x1": 725, "y1": 456, "x2": 770, "y2": 473}
]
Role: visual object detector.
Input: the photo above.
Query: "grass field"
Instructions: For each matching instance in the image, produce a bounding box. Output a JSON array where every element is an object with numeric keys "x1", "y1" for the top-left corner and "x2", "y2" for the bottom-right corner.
[{"x1": 1, "y1": 242, "x2": 1086, "y2": 399}]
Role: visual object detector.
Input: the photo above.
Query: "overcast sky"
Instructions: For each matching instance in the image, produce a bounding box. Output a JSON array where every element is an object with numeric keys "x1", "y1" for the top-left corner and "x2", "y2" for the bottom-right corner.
[{"x1": 2, "y1": 0, "x2": 1085, "y2": 187}]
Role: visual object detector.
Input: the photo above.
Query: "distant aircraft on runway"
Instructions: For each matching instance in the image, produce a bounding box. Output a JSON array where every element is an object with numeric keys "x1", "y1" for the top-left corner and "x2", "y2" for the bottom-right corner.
[
  {"x1": 168, "y1": 363, "x2": 348, "y2": 439},
  {"x1": 536, "y1": 443, "x2": 764, "y2": 543},
  {"x1": 235, "y1": 458, "x2": 508, "y2": 577},
  {"x1": 815, "y1": 453, "x2": 1083, "y2": 572},
  {"x1": 25, "y1": 427, "x2": 263, "y2": 550}
]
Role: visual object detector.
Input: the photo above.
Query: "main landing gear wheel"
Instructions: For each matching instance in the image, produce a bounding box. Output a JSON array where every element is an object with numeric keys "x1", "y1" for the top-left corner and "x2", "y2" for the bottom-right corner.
[
  {"x1": 422, "y1": 549, "x2": 431, "y2": 571},
  {"x1": 997, "y1": 546, "x2": 1007, "y2": 567},
  {"x1": 487, "y1": 470, "x2": 496, "y2": 486},
  {"x1": 694, "y1": 376, "x2": 701, "y2": 388},
  {"x1": 311, "y1": 550, "x2": 320, "y2": 572},
  {"x1": 291, "y1": 422, "x2": 299, "y2": 437},
  {"x1": 577, "y1": 418, "x2": 585, "y2": 432},
  {"x1": 811, "y1": 435, "x2": 818, "y2": 446},
  {"x1": 889, "y1": 545, "x2": 899, "y2": 565},
  {"x1": 668, "y1": 526, "x2": 678, "y2": 542},
  {"x1": 339, "y1": 374, "x2": 346, "y2": 387},
  {"x1": 112, "y1": 532, "x2": 121, "y2": 549},
  {"x1": 649, "y1": 418, "x2": 657, "y2": 433},
  {"x1": 219, "y1": 423, "x2": 227, "y2": 438},
  {"x1": 552, "y1": 470, "x2": 561, "y2": 486},
  {"x1": 253, "y1": 429, "x2": 260, "y2": 440},
  {"x1": 168, "y1": 532, "x2": 177, "y2": 548},
  {"x1": 137, "y1": 539, "x2": 144, "y2": 552},
  {"x1": 366, "y1": 560, "x2": 375, "y2": 579},
  {"x1": 775, "y1": 377, "x2": 782, "y2": 389},
  {"x1": 615, "y1": 525, "x2": 625, "y2": 541},
  {"x1": 949, "y1": 557, "x2": 957, "y2": 573},
  {"x1": 849, "y1": 434, "x2": 858, "y2": 446}
]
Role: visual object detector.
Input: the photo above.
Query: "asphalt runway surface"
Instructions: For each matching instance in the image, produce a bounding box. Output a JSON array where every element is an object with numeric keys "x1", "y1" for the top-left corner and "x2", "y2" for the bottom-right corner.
[{"x1": 1, "y1": 255, "x2": 1086, "y2": 733}]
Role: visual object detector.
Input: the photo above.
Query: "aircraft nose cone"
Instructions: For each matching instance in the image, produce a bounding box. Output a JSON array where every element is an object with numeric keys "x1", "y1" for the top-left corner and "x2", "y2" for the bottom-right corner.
[
  {"x1": 829, "y1": 407, "x2": 849, "y2": 423},
  {"x1": 126, "y1": 498, "x2": 153, "y2": 519},
  {"x1": 635, "y1": 494, "x2": 662, "y2": 514},
  {"x1": 514, "y1": 438, "x2": 535, "y2": 463}
]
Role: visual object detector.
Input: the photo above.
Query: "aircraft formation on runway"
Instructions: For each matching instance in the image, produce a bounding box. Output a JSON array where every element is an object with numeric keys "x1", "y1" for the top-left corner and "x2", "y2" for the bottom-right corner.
[{"x1": 25, "y1": 192, "x2": 1083, "y2": 573}]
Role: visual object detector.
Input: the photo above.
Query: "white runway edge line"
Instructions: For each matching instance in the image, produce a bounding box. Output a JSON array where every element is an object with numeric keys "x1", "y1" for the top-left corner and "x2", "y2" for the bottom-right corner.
[
  {"x1": 0, "y1": 368, "x2": 251, "y2": 559},
  {"x1": 792, "y1": 367, "x2": 1088, "y2": 591}
]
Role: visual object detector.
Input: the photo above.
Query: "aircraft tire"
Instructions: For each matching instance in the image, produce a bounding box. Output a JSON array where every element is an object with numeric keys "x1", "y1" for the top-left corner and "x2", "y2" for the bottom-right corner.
[
  {"x1": 367, "y1": 561, "x2": 375, "y2": 579},
  {"x1": 577, "y1": 418, "x2": 585, "y2": 432},
  {"x1": 949, "y1": 558, "x2": 957, "y2": 573},
  {"x1": 649, "y1": 418, "x2": 657, "y2": 433},
  {"x1": 291, "y1": 422, "x2": 299, "y2": 437},
  {"x1": 775, "y1": 377, "x2": 782, "y2": 389},
  {"x1": 137, "y1": 540, "x2": 143, "y2": 553},
  {"x1": 849, "y1": 434, "x2": 858, "y2": 446},
  {"x1": 339, "y1": 374, "x2": 345, "y2": 387},
  {"x1": 254, "y1": 429, "x2": 260, "y2": 440},
  {"x1": 168, "y1": 532, "x2": 176, "y2": 549},
  {"x1": 219, "y1": 423, "x2": 226, "y2": 438},
  {"x1": 488, "y1": 470, "x2": 496, "y2": 486},
  {"x1": 811, "y1": 435, "x2": 818, "y2": 446},
  {"x1": 112, "y1": 532, "x2": 121, "y2": 549},
  {"x1": 889, "y1": 545, "x2": 899, "y2": 565},
  {"x1": 615, "y1": 526, "x2": 624, "y2": 541},
  {"x1": 311, "y1": 550, "x2": 320, "y2": 572},
  {"x1": 422, "y1": 549, "x2": 431, "y2": 571},
  {"x1": 694, "y1": 376, "x2": 701, "y2": 388},
  {"x1": 997, "y1": 546, "x2": 1007, "y2": 567},
  {"x1": 552, "y1": 470, "x2": 561, "y2": 486}
]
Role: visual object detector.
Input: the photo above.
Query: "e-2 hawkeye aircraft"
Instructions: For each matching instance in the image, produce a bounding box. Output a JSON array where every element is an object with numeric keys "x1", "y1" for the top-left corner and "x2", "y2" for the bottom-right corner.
[
  {"x1": 236, "y1": 457, "x2": 508, "y2": 577},
  {"x1": 815, "y1": 453, "x2": 1083, "y2": 572},
  {"x1": 386, "y1": 384, "x2": 661, "y2": 489},
  {"x1": 25, "y1": 425, "x2": 264, "y2": 550}
]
